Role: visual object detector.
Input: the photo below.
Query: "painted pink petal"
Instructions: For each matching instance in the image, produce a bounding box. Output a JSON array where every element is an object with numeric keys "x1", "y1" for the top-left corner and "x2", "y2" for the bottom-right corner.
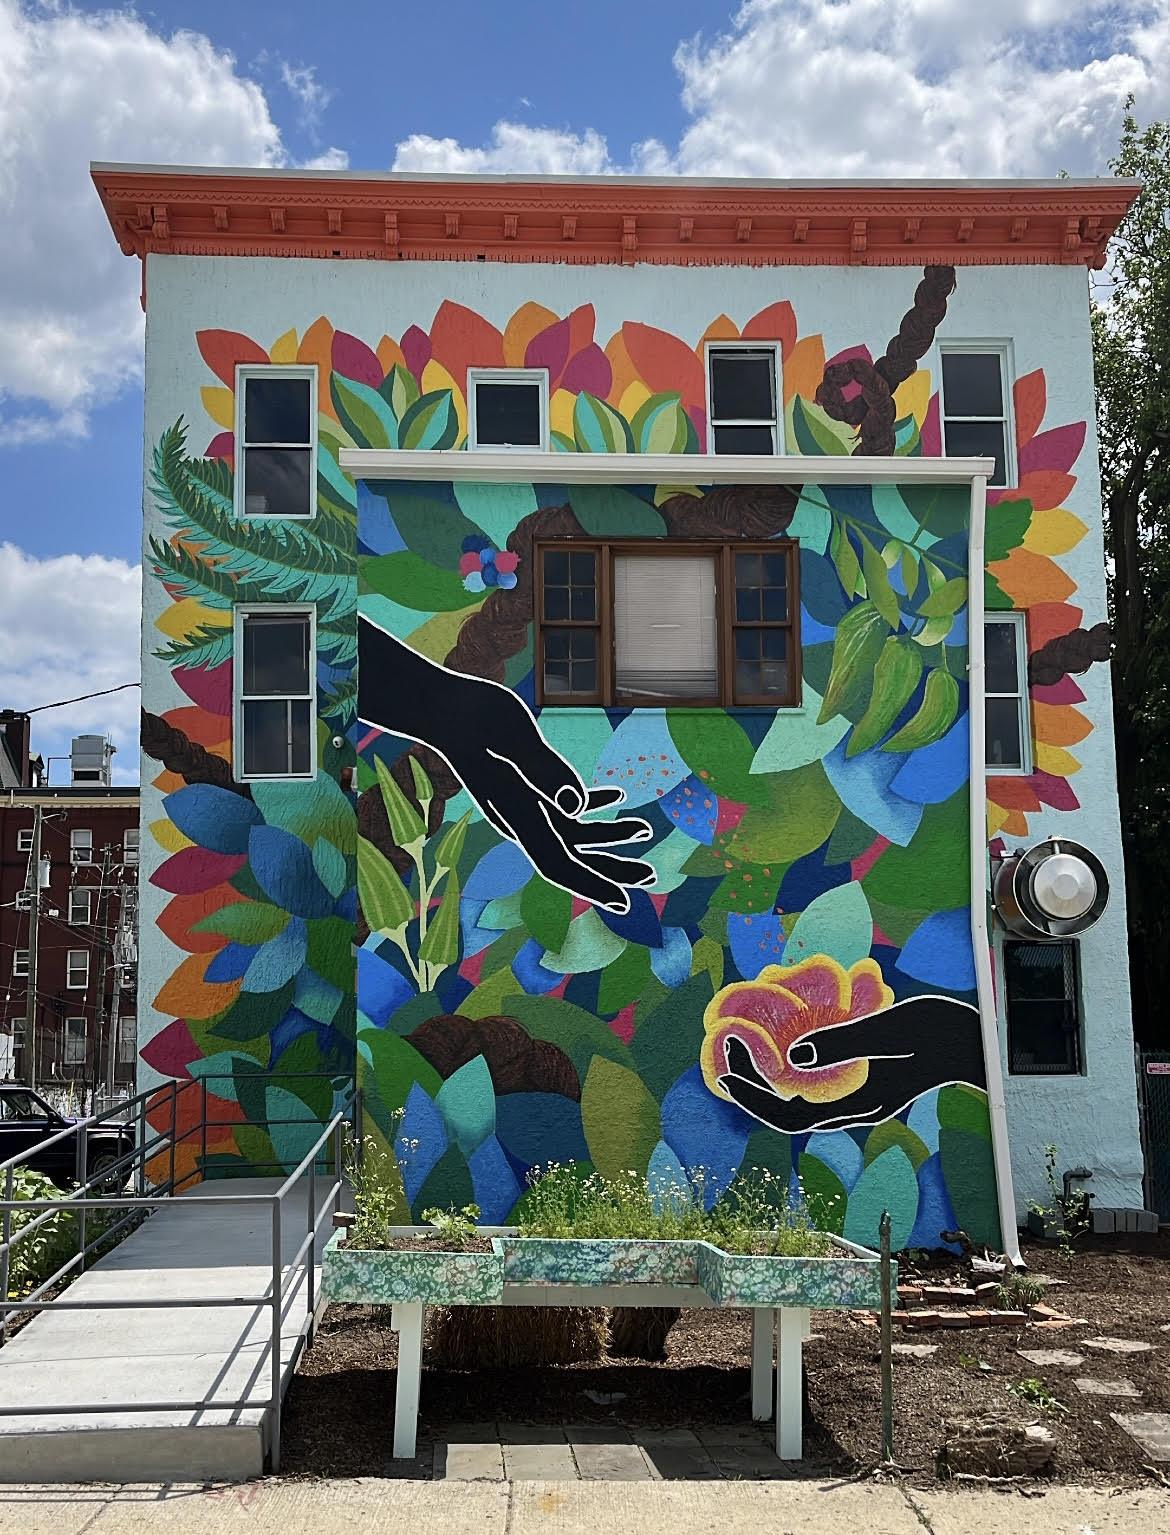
[
  {"x1": 561, "y1": 343, "x2": 613, "y2": 399},
  {"x1": 205, "y1": 431, "x2": 234, "y2": 463},
  {"x1": 459, "y1": 552, "x2": 481, "y2": 575},
  {"x1": 140, "y1": 1018, "x2": 199, "y2": 1077},
  {"x1": 1031, "y1": 676, "x2": 1085, "y2": 705},
  {"x1": 609, "y1": 1004, "x2": 636, "y2": 1045},
  {"x1": 1030, "y1": 771, "x2": 1079, "y2": 812},
  {"x1": 332, "y1": 330, "x2": 382, "y2": 388},
  {"x1": 851, "y1": 835, "x2": 889, "y2": 882},
  {"x1": 494, "y1": 550, "x2": 519, "y2": 574},
  {"x1": 1018, "y1": 422, "x2": 1086, "y2": 479},
  {"x1": 714, "y1": 799, "x2": 746, "y2": 836},
  {"x1": 849, "y1": 966, "x2": 888, "y2": 1019},
  {"x1": 920, "y1": 395, "x2": 942, "y2": 457},
  {"x1": 525, "y1": 317, "x2": 571, "y2": 386},
  {"x1": 151, "y1": 847, "x2": 247, "y2": 895},
  {"x1": 687, "y1": 404, "x2": 708, "y2": 451},
  {"x1": 400, "y1": 325, "x2": 431, "y2": 380},
  {"x1": 825, "y1": 343, "x2": 874, "y2": 369},
  {"x1": 766, "y1": 959, "x2": 850, "y2": 1016},
  {"x1": 174, "y1": 661, "x2": 232, "y2": 716},
  {"x1": 715, "y1": 981, "x2": 806, "y2": 1034}
]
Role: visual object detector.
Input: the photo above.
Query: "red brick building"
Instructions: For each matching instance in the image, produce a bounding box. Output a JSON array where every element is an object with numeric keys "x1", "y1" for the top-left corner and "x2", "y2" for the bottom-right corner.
[{"x1": 1, "y1": 711, "x2": 139, "y2": 1092}]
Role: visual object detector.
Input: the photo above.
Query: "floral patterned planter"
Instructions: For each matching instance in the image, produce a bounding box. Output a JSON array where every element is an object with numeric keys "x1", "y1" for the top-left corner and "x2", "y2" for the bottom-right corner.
[
  {"x1": 322, "y1": 1231, "x2": 504, "y2": 1305},
  {"x1": 695, "y1": 1240, "x2": 887, "y2": 1309},
  {"x1": 496, "y1": 1236, "x2": 700, "y2": 1286}
]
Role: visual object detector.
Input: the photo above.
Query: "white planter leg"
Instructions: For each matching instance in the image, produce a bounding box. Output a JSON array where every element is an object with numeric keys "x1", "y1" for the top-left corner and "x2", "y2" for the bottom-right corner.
[
  {"x1": 751, "y1": 1308, "x2": 774, "y2": 1421},
  {"x1": 393, "y1": 1301, "x2": 424, "y2": 1459},
  {"x1": 776, "y1": 1306, "x2": 806, "y2": 1460}
]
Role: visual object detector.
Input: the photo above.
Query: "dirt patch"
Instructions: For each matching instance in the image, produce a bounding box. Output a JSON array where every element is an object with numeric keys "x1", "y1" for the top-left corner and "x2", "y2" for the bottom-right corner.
[
  {"x1": 282, "y1": 1232, "x2": 1170, "y2": 1486},
  {"x1": 343, "y1": 1235, "x2": 495, "y2": 1254}
]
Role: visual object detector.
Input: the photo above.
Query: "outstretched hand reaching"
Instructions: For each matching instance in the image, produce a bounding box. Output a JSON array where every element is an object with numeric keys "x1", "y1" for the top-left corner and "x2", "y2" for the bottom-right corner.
[{"x1": 358, "y1": 616, "x2": 656, "y2": 912}]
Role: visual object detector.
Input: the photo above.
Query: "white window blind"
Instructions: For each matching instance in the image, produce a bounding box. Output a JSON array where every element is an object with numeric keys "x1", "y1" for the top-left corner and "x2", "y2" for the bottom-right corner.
[{"x1": 613, "y1": 552, "x2": 718, "y2": 701}]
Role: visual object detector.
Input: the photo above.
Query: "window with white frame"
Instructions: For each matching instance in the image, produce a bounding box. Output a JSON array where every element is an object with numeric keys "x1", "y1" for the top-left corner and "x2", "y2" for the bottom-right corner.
[
  {"x1": 985, "y1": 613, "x2": 1031, "y2": 773},
  {"x1": 118, "y1": 1016, "x2": 136, "y2": 1065},
  {"x1": 69, "y1": 887, "x2": 93, "y2": 926},
  {"x1": 66, "y1": 949, "x2": 89, "y2": 990},
  {"x1": 235, "y1": 367, "x2": 316, "y2": 519},
  {"x1": 16, "y1": 828, "x2": 33, "y2": 853},
  {"x1": 63, "y1": 1017, "x2": 86, "y2": 1066},
  {"x1": 15, "y1": 889, "x2": 32, "y2": 912},
  {"x1": 70, "y1": 827, "x2": 93, "y2": 865},
  {"x1": 123, "y1": 827, "x2": 139, "y2": 867},
  {"x1": 939, "y1": 346, "x2": 1013, "y2": 488},
  {"x1": 234, "y1": 608, "x2": 315, "y2": 780},
  {"x1": 468, "y1": 368, "x2": 549, "y2": 451},
  {"x1": 706, "y1": 346, "x2": 780, "y2": 455},
  {"x1": 13, "y1": 949, "x2": 29, "y2": 978}
]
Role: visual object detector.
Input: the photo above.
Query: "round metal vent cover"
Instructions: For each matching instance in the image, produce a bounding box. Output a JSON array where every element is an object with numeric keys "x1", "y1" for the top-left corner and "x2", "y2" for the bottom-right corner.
[{"x1": 993, "y1": 837, "x2": 1109, "y2": 940}]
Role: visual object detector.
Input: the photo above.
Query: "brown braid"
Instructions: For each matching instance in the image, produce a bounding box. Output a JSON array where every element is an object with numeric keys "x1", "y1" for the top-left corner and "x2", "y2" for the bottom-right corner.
[
  {"x1": 1029, "y1": 623, "x2": 1111, "y2": 688},
  {"x1": 816, "y1": 265, "x2": 957, "y2": 455},
  {"x1": 140, "y1": 708, "x2": 252, "y2": 800}
]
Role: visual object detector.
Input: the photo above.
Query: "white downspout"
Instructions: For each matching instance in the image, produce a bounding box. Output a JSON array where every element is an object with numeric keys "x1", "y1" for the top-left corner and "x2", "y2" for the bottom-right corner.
[{"x1": 968, "y1": 470, "x2": 1024, "y2": 1267}]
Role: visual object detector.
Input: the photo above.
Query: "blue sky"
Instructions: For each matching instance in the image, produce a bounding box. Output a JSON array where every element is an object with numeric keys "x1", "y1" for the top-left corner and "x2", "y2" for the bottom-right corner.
[{"x1": 1, "y1": 0, "x2": 1167, "y2": 781}]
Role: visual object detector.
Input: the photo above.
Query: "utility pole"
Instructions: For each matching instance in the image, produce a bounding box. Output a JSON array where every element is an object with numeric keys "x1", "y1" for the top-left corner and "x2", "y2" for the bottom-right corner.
[
  {"x1": 92, "y1": 842, "x2": 115, "y2": 1110},
  {"x1": 105, "y1": 881, "x2": 136, "y2": 1100},
  {"x1": 22, "y1": 806, "x2": 42, "y2": 1087}
]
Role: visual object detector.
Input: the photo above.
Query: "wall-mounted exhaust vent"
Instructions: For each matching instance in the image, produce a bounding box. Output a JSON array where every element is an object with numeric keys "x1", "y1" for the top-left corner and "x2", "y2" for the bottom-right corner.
[{"x1": 993, "y1": 837, "x2": 1109, "y2": 941}]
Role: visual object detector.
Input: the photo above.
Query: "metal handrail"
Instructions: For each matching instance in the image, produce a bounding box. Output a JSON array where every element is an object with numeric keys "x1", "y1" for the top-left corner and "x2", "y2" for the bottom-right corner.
[{"x1": 0, "y1": 1073, "x2": 359, "y2": 1472}]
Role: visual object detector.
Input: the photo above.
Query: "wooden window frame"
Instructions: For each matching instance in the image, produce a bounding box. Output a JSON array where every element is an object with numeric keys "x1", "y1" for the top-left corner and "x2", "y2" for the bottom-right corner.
[{"x1": 535, "y1": 538, "x2": 801, "y2": 709}]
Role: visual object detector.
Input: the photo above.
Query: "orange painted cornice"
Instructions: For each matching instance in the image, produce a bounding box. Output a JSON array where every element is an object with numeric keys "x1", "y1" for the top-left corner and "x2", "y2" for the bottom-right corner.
[{"x1": 91, "y1": 165, "x2": 1140, "y2": 271}]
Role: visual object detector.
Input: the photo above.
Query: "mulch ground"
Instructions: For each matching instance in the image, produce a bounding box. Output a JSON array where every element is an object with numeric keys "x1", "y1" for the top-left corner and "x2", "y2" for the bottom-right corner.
[{"x1": 280, "y1": 1232, "x2": 1170, "y2": 1487}]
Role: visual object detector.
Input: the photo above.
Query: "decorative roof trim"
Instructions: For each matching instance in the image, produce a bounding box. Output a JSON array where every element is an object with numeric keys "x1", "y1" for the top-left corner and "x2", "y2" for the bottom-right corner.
[{"x1": 92, "y1": 167, "x2": 1139, "y2": 272}]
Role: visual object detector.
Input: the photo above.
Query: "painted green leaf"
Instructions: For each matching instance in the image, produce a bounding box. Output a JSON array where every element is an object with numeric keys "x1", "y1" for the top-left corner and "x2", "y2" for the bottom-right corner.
[
  {"x1": 573, "y1": 391, "x2": 634, "y2": 454},
  {"x1": 817, "y1": 601, "x2": 889, "y2": 724},
  {"x1": 830, "y1": 519, "x2": 862, "y2": 598},
  {"x1": 666, "y1": 710, "x2": 773, "y2": 807},
  {"x1": 412, "y1": 1143, "x2": 474, "y2": 1219},
  {"x1": 375, "y1": 755, "x2": 425, "y2": 848},
  {"x1": 729, "y1": 762, "x2": 841, "y2": 864},
  {"x1": 630, "y1": 973, "x2": 714, "y2": 1102},
  {"x1": 750, "y1": 680, "x2": 850, "y2": 774},
  {"x1": 861, "y1": 788, "x2": 970, "y2": 911},
  {"x1": 331, "y1": 374, "x2": 397, "y2": 449},
  {"x1": 631, "y1": 392, "x2": 692, "y2": 454},
  {"x1": 860, "y1": 533, "x2": 902, "y2": 628},
  {"x1": 357, "y1": 1025, "x2": 442, "y2": 1124},
  {"x1": 937, "y1": 1084, "x2": 992, "y2": 1138},
  {"x1": 361, "y1": 551, "x2": 473, "y2": 611},
  {"x1": 399, "y1": 389, "x2": 460, "y2": 450},
  {"x1": 458, "y1": 966, "x2": 524, "y2": 1020},
  {"x1": 863, "y1": 1119, "x2": 930, "y2": 1172},
  {"x1": 783, "y1": 881, "x2": 872, "y2": 969},
  {"x1": 435, "y1": 1054, "x2": 495, "y2": 1155},
  {"x1": 581, "y1": 1056, "x2": 661, "y2": 1180},
  {"x1": 985, "y1": 498, "x2": 1033, "y2": 563},
  {"x1": 938, "y1": 1127, "x2": 1001, "y2": 1248},
  {"x1": 791, "y1": 394, "x2": 852, "y2": 455},
  {"x1": 826, "y1": 805, "x2": 880, "y2": 864},
  {"x1": 843, "y1": 1145, "x2": 920, "y2": 1250},
  {"x1": 847, "y1": 637, "x2": 923, "y2": 757},
  {"x1": 475, "y1": 928, "x2": 526, "y2": 979},
  {"x1": 357, "y1": 835, "x2": 413, "y2": 934},
  {"x1": 598, "y1": 943, "x2": 653, "y2": 1015},
  {"x1": 306, "y1": 916, "x2": 355, "y2": 995},
  {"x1": 406, "y1": 604, "x2": 479, "y2": 664},
  {"x1": 409, "y1": 757, "x2": 434, "y2": 807},
  {"x1": 917, "y1": 577, "x2": 968, "y2": 619},
  {"x1": 797, "y1": 1152, "x2": 847, "y2": 1234},
  {"x1": 366, "y1": 485, "x2": 484, "y2": 570},
  {"x1": 208, "y1": 980, "x2": 296, "y2": 1043},
  {"x1": 567, "y1": 484, "x2": 666, "y2": 537},
  {"x1": 738, "y1": 1129, "x2": 792, "y2": 1201},
  {"x1": 380, "y1": 363, "x2": 419, "y2": 421},
  {"x1": 541, "y1": 908, "x2": 626, "y2": 974},
  {"x1": 434, "y1": 810, "x2": 473, "y2": 870},
  {"x1": 520, "y1": 876, "x2": 573, "y2": 954},
  {"x1": 690, "y1": 934, "x2": 724, "y2": 995},
  {"x1": 418, "y1": 873, "x2": 461, "y2": 967},
  {"x1": 192, "y1": 902, "x2": 289, "y2": 944},
  {"x1": 479, "y1": 890, "x2": 526, "y2": 929},
  {"x1": 311, "y1": 836, "x2": 348, "y2": 899},
  {"x1": 985, "y1": 570, "x2": 1012, "y2": 611},
  {"x1": 503, "y1": 994, "x2": 631, "y2": 1076},
  {"x1": 882, "y1": 669, "x2": 961, "y2": 753}
]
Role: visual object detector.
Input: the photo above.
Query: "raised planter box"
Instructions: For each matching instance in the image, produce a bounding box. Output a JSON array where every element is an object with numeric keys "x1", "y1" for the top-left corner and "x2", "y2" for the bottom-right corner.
[
  {"x1": 696, "y1": 1240, "x2": 886, "y2": 1309},
  {"x1": 322, "y1": 1231, "x2": 504, "y2": 1305},
  {"x1": 496, "y1": 1235, "x2": 700, "y2": 1286}
]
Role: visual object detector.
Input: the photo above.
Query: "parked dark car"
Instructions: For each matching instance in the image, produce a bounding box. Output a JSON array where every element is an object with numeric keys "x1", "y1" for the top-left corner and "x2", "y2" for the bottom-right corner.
[{"x1": 0, "y1": 1084, "x2": 135, "y2": 1190}]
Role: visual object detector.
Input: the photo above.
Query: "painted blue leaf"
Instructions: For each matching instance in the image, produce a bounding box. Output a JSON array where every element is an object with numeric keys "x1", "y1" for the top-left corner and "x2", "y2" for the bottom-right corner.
[
  {"x1": 242, "y1": 917, "x2": 307, "y2": 993},
  {"x1": 907, "y1": 1088, "x2": 941, "y2": 1154},
  {"x1": 248, "y1": 825, "x2": 336, "y2": 919},
  {"x1": 823, "y1": 738, "x2": 923, "y2": 848},
  {"x1": 896, "y1": 909, "x2": 976, "y2": 992},
  {"x1": 597, "y1": 889, "x2": 663, "y2": 949},
  {"x1": 399, "y1": 1082, "x2": 449, "y2": 1204},
  {"x1": 267, "y1": 1008, "x2": 319, "y2": 1067},
  {"x1": 204, "y1": 941, "x2": 258, "y2": 983},
  {"x1": 727, "y1": 911, "x2": 786, "y2": 981},
  {"x1": 266, "y1": 1085, "x2": 321, "y2": 1170},
  {"x1": 464, "y1": 841, "x2": 534, "y2": 901},
  {"x1": 460, "y1": 897, "x2": 503, "y2": 958},
  {"x1": 661, "y1": 1066, "x2": 753, "y2": 1207},
  {"x1": 649, "y1": 927, "x2": 692, "y2": 987},
  {"x1": 647, "y1": 1139, "x2": 691, "y2": 1215},
  {"x1": 294, "y1": 967, "x2": 343, "y2": 1027},
  {"x1": 512, "y1": 938, "x2": 563, "y2": 994},
  {"x1": 590, "y1": 711, "x2": 689, "y2": 808},
  {"x1": 164, "y1": 784, "x2": 263, "y2": 855},
  {"x1": 311, "y1": 837, "x2": 348, "y2": 899},
  {"x1": 803, "y1": 1130, "x2": 864, "y2": 1193},
  {"x1": 495, "y1": 1092, "x2": 588, "y2": 1167},
  {"x1": 784, "y1": 881, "x2": 872, "y2": 969},
  {"x1": 890, "y1": 715, "x2": 970, "y2": 806},
  {"x1": 357, "y1": 482, "x2": 406, "y2": 553},
  {"x1": 842, "y1": 1145, "x2": 919, "y2": 1250},
  {"x1": 435, "y1": 1054, "x2": 496, "y2": 1155},
  {"x1": 657, "y1": 775, "x2": 718, "y2": 843},
  {"x1": 908, "y1": 1151, "x2": 961, "y2": 1252},
  {"x1": 468, "y1": 1135, "x2": 523, "y2": 1224},
  {"x1": 357, "y1": 945, "x2": 415, "y2": 1027}
]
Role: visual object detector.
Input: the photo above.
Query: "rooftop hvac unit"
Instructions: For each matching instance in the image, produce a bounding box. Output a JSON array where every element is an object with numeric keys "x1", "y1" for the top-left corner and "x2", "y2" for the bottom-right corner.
[
  {"x1": 993, "y1": 837, "x2": 1109, "y2": 941},
  {"x1": 70, "y1": 734, "x2": 114, "y2": 787}
]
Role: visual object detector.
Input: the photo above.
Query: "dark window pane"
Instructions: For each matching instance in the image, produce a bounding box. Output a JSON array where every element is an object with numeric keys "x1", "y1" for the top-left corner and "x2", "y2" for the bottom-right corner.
[
  {"x1": 942, "y1": 418, "x2": 1007, "y2": 487},
  {"x1": 571, "y1": 659, "x2": 597, "y2": 693},
  {"x1": 713, "y1": 424, "x2": 775, "y2": 455},
  {"x1": 762, "y1": 630, "x2": 787, "y2": 661},
  {"x1": 543, "y1": 629, "x2": 595, "y2": 696},
  {"x1": 570, "y1": 585, "x2": 596, "y2": 621},
  {"x1": 570, "y1": 551, "x2": 596, "y2": 584},
  {"x1": 290, "y1": 701, "x2": 312, "y2": 775},
  {"x1": 710, "y1": 350, "x2": 776, "y2": 421},
  {"x1": 1005, "y1": 941, "x2": 1080, "y2": 1074},
  {"x1": 243, "y1": 699, "x2": 290, "y2": 776},
  {"x1": 544, "y1": 586, "x2": 570, "y2": 621},
  {"x1": 544, "y1": 661, "x2": 571, "y2": 693},
  {"x1": 762, "y1": 586, "x2": 788, "y2": 621},
  {"x1": 244, "y1": 376, "x2": 311, "y2": 444},
  {"x1": 736, "y1": 587, "x2": 761, "y2": 622},
  {"x1": 735, "y1": 629, "x2": 760, "y2": 662},
  {"x1": 762, "y1": 552, "x2": 788, "y2": 589},
  {"x1": 544, "y1": 551, "x2": 569, "y2": 585},
  {"x1": 985, "y1": 619, "x2": 1022, "y2": 694},
  {"x1": 243, "y1": 617, "x2": 309, "y2": 696},
  {"x1": 243, "y1": 446, "x2": 312, "y2": 517},
  {"x1": 986, "y1": 695, "x2": 1024, "y2": 769},
  {"x1": 735, "y1": 552, "x2": 762, "y2": 587},
  {"x1": 544, "y1": 630, "x2": 569, "y2": 660},
  {"x1": 941, "y1": 352, "x2": 1003, "y2": 418},
  {"x1": 735, "y1": 628, "x2": 788, "y2": 699},
  {"x1": 474, "y1": 381, "x2": 542, "y2": 447}
]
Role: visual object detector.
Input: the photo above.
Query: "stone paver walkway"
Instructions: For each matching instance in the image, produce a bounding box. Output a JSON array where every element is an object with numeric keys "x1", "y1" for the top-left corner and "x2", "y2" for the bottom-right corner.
[
  {"x1": 1086, "y1": 1337, "x2": 1156, "y2": 1355},
  {"x1": 1074, "y1": 1378, "x2": 1141, "y2": 1399},
  {"x1": 1017, "y1": 1348, "x2": 1084, "y2": 1369},
  {"x1": 435, "y1": 1422, "x2": 785, "y2": 1481},
  {"x1": 1111, "y1": 1413, "x2": 1170, "y2": 1463}
]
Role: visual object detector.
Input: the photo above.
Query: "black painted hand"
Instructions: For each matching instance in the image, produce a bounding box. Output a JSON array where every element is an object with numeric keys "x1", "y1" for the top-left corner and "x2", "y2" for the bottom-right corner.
[
  {"x1": 715, "y1": 995, "x2": 987, "y2": 1134},
  {"x1": 358, "y1": 616, "x2": 656, "y2": 912}
]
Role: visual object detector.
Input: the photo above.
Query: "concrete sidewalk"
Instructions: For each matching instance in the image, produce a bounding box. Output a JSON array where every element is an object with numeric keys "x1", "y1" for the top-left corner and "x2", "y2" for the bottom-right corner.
[{"x1": 0, "y1": 1479, "x2": 1163, "y2": 1534}]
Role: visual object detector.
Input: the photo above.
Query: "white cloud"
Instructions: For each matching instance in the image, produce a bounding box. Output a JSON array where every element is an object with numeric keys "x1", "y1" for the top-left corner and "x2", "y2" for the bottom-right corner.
[
  {"x1": 0, "y1": 0, "x2": 284, "y2": 446},
  {"x1": 280, "y1": 60, "x2": 331, "y2": 131},
  {"x1": 302, "y1": 146, "x2": 351, "y2": 171},
  {"x1": 390, "y1": 1, "x2": 1170, "y2": 179},
  {"x1": 0, "y1": 543, "x2": 141, "y2": 785}
]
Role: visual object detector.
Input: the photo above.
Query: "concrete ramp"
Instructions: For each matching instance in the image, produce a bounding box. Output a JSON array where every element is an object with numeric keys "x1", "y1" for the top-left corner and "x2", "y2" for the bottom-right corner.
[{"x1": 0, "y1": 1179, "x2": 327, "y2": 1482}]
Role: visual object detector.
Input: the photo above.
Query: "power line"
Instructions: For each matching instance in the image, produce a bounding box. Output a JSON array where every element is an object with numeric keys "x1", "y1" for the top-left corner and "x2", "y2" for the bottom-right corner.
[{"x1": 24, "y1": 681, "x2": 140, "y2": 715}]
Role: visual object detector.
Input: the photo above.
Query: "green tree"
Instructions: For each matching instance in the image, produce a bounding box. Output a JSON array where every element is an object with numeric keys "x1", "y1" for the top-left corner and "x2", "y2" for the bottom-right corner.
[{"x1": 1094, "y1": 104, "x2": 1170, "y2": 1045}]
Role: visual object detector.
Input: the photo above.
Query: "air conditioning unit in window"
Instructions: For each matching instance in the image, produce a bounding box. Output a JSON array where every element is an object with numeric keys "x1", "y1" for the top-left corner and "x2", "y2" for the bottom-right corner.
[{"x1": 993, "y1": 837, "x2": 1109, "y2": 941}]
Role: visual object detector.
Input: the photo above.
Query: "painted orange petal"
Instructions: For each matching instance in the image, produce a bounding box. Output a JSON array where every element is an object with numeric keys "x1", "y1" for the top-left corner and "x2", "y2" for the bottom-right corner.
[
  {"x1": 163, "y1": 704, "x2": 231, "y2": 747},
  {"x1": 376, "y1": 335, "x2": 406, "y2": 376},
  {"x1": 696, "y1": 315, "x2": 740, "y2": 355},
  {"x1": 782, "y1": 334, "x2": 826, "y2": 408},
  {"x1": 742, "y1": 301, "x2": 797, "y2": 359},
  {"x1": 196, "y1": 330, "x2": 269, "y2": 388},
  {"x1": 1014, "y1": 369, "x2": 1046, "y2": 447},
  {"x1": 986, "y1": 777, "x2": 1042, "y2": 811},
  {"x1": 757, "y1": 955, "x2": 851, "y2": 1018},
  {"x1": 428, "y1": 300, "x2": 505, "y2": 381},
  {"x1": 1033, "y1": 701, "x2": 1092, "y2": 748},
  {"x1": 1018, "y1": 469, "x2": 1076, "y2": 512},
  {"x1": 710, "y1": 978, "x2": 808, "y2": 1038},
  {"x1": 621, "y1": 321, "x2": 706, "y2": 413},
  {"x1": 702, "y1": 1017, "x2": 789, "y2": 1095},
  {"x1": 154, "y1": 951, "x2": 241, "y2": 1021},
  {"x1": 604, "y1": 330, "x2": 638, "y2": 406},
  {"x1": 847, "y1": 959, "x2": 893, "y2": 1020},
  {"x1": 566, "y1": 302, "x2": 597, "y2": 359},
  {"x1": 989, "y1": 547, "x2": 1077, "y2": 606},
  {"x1": 503, "y1": 301, "x2": 559, "y2": 368},
  {"x1": 157, "y1": 887, "x2": 248, "y2": 955},
  {"x1": 1027, "y1": 601, "x2": 1083, "y2": 651}
]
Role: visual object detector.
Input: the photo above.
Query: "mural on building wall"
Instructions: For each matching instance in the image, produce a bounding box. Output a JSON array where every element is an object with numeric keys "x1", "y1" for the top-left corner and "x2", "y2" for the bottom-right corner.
[{"x1": 139, "y1": 278, "x2": 1096, "y2": 1218}]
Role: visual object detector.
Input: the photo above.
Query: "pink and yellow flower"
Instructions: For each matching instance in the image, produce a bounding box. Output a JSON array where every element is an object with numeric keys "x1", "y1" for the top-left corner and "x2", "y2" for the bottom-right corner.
[{"x1": 701, "y1": 954, "x2": 893, "y2": 1107}]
